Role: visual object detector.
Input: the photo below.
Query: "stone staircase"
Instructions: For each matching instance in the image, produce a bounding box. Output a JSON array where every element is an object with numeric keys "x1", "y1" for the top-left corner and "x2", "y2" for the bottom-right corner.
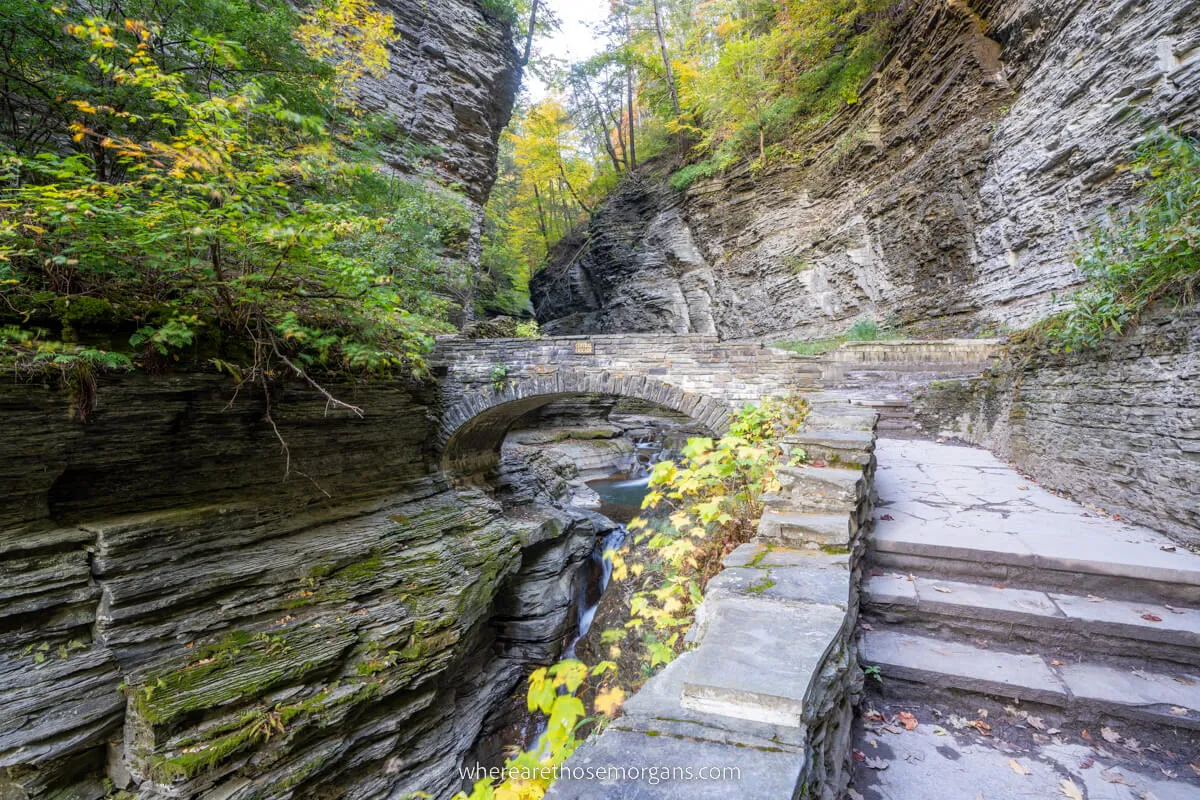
[
  {"x1": 546, "y1": 394, "x2": 879, "y2": 799},
  {"x1": 860, "y1": 438, "x2": 1200, "y2": 731}
]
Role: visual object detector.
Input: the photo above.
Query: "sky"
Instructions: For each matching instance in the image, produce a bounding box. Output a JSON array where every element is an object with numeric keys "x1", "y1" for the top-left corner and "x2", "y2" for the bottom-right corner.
[{"x1": 523, "y1": 0, "x2": 610, "y2": 101}]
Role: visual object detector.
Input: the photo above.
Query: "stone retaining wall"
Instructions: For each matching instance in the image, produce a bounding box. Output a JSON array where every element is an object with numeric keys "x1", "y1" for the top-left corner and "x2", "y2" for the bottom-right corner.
[
  {"x1": 911, "y1": 306, "x2": 1200, "y2": 545},
  {"x1": 545, "y1": 393, "x2": 879, "y2": 799}
]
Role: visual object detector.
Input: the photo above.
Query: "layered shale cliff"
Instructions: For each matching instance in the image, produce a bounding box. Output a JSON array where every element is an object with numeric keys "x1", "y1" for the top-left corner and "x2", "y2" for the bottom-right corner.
[
  {"x1": 0, "y1": 374, "x2": 623, "y2": 799},
  {"x1": 0, "y1": 2, "x2": 531, "y2": 798},
  {"x1": 360, "y1": 0, "x2": 519, "y2": 209},
  {"x1": 532, "y1": 0, "x2": 1200, "y2": 339}
]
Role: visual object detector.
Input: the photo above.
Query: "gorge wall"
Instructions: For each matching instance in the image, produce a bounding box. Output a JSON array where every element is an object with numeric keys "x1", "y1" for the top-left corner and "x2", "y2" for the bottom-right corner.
[
  {"x1": 532, "y1": 0, "x2": 1200, "y2": 340},
  {"x1": 0, "y1": 372, "x2": 615, "y2": 799},
  {"x1": 360, "y1": 0, "x2": 519, "y2": 209}
]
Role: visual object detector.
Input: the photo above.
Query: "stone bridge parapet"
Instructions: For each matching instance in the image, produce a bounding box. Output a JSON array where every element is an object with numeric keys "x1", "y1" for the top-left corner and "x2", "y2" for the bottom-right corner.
[{"x1": 430, "y1": 334, "x2": 821, "y2": 477}]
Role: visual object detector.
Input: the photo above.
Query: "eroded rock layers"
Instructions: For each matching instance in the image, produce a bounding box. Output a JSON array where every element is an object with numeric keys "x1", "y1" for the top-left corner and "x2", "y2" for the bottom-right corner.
[
  {"x1": 532, "y1": 0, "x2": 1200, "y2": 339},
  {"x1": 0, "y1": 373, "x2": 609, "y2": 799}
]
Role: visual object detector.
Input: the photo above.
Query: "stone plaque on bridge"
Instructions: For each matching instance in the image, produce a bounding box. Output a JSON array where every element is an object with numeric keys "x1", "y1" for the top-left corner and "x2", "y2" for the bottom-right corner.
[{"x1": 573, "y1": 341, "x2": 594, "y2": 355}]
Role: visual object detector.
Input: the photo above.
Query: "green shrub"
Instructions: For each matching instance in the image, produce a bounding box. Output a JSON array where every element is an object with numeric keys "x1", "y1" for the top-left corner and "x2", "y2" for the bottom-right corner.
[
  {"x1": 1049, "y1": 132, "x2": 1200, "y2": 351},
  {"x1": 847, "y1": 316, "x2": 881, "y2": 340}
]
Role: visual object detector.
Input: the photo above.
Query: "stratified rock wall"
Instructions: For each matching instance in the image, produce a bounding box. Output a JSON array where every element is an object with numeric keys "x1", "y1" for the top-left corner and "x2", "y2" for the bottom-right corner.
[
  {"x1": 359, "y1": 0, "x2": 520, "y2": 207},
  {"x1": 0, "y1": 373, "x2": 598, "y2": 799},
  {"x1": 532, "y1": 0, "x2": 1200, "y2": 339},
  {"x1": 0, "y1": 2, "x2": 528, "y2": 793}
]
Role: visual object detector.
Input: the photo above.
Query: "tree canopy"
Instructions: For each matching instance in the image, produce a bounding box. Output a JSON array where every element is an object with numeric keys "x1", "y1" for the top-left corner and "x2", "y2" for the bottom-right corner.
[{"x1": 0, "y1": 0, "x2": 475, "y2": 389}]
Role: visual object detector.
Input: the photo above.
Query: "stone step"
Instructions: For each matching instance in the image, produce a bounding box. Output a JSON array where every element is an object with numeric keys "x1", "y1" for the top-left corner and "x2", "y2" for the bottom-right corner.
[
  {"x1": 850, "y1": 397, "x2": 911, "y2": 409},
  {"x1": 782, "y1": 429, "x2": 875, "y2": 466},
  {"x1": 759, "y1": 510, "x2": 856, "y2": 548},
  {"x1": 677, "y1": 544, "x2": 854, "y2": 728},
  {"x1": 801, "y1": 408, "x2": 879, "y2": 433},
  {"x1": 680, "y1": 595, "x2": 847, "y2": 727},
  {"x1": 864, "y1": 574, "x2": 1200, "y2": 665},
  {"x1": 773, "y1": 465, "x2": 867, "y2": 513},
  {"x1": 869, "y1": 518, "x2": 1200, "y2": 604},
  {"x1": 861, "y1": 629, "x2": 1200, "y2": 730}
]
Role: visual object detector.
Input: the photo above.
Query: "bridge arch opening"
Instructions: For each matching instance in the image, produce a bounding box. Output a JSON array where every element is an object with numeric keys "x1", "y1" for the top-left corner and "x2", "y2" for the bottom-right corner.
[{"x1": 438, "y1": 372, "x2": 734, "y2": 483}]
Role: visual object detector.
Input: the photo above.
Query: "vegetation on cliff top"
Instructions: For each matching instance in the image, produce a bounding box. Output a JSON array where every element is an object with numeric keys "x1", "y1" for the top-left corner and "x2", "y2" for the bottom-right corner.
[{"x1": 0, "y1": 0, "x2": 474, "y2": 390}]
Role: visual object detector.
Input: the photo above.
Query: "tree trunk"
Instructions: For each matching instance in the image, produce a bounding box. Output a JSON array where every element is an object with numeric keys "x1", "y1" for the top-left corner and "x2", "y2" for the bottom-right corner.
[
  {"x1": 624, "y1": 11, "x2": 637, "y2": 170},
  {"x1": 558, "y1": 162, "x2": 593, "y2": 213},
  {"x1": 519, "y1": 0, "x2": 539, "y2": 66},
  {"x1": 610, "y1": 107, "x2": 628, "y2": 171},
  {"x1": 652, "y1": 0, "x2": 681, "y2": 116},
  {"x1": 533, "y1": 184, "x2": 549, "y2": 245},
  {"x1": 593, "y1": 98, "x2": 622, "y2": 172}
]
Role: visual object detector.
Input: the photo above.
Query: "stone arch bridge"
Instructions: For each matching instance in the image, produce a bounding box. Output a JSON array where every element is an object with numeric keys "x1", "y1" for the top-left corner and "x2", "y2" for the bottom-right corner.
[{"x1": 430, "y1": 334, "x2": 821, "y2": 478}]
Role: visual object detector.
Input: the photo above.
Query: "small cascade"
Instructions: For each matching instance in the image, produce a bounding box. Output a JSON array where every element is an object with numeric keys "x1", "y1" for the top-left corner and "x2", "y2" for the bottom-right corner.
[
  {"x1": 565, "y1": 526, "x2": 627, "y2": 657},
  {"x1": 630, "y1": 434, "x2": 665, "y2": 476}
]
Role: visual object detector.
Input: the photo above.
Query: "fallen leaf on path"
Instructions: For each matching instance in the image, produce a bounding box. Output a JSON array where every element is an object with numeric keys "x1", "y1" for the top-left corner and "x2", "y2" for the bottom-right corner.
[
  {"x1": 1176, "y1": 676, "x2": 1196, "y2": 686},
  {"x1": 1087, "y1": 595, "x2": 1106, "y2": 602},
  {"x1": 1059, "y1": 778, "x2": 1084, "y2": 800},
  {"x1": 863, "y1": 757, "x2": 888, "y2": 770},
  {"x1": 1169, "y1": 706, "x2": 1189, "y2": 716},
  {"x1": 1026, "y1": 715, "x2": 1046, "y2": 730},
  {"x1": 1081, "y1": 729, "x2": 1096, "y2": 745},
  {"x1": 933, "y1": 586, "x2": 953, "y2": 594},
  {"x1": 932, "y1": 725, "x2": 948, "y2": 736},
  {"x1": 847, "y1": 791, "x2": 865, "y2": 800},
  {"x1": 1008, "y1": 759, "x2": 1032, "y2": 776},
  {"x1": 948, "y1": 714, "x2": 970, "y2": 730},
  {"x1": 896, "y1": 711, "x2": 918, "y2": 730},
  {"x1": 1079, "y1": 757, "x2": 1094, "y2": 769},
  {"x1": 852, "y1": 750, "x2": 866, "y2": 762},
  {"x1": 970, "y1": 719, "x2": 992, "y2": 736},
  {"x1": 1051, "y1": 659, "x2": 1065, "y2": 667},
  {"x1": 1161, "y1": 545, "x2": 1176, "y2": 552},
  {"x1": 811, "y1": 460, "x2": 827, "y2": 468},
  {"x1": 1164, "y1": 604, "x2": 1186, "y2": 614},
  {"x1": 1162, "y1": 767, "x2": 1177, "y2": 778},
  {"x1": 1100, "y1": 726, "x2": 1121, "y2": 743},
  {"x1": 879, "y1": 514, "x2": 894, "y2": 521},
  {"x1": 1100, "y1": 767, "x2": 1131, "y2": 785},
  {"x1": 1142, "y1": 613, "x2": 1163, "y2": 622},
  {"x1": 1189, "y1": 762, "x2": 1200, "y2": 776}
]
